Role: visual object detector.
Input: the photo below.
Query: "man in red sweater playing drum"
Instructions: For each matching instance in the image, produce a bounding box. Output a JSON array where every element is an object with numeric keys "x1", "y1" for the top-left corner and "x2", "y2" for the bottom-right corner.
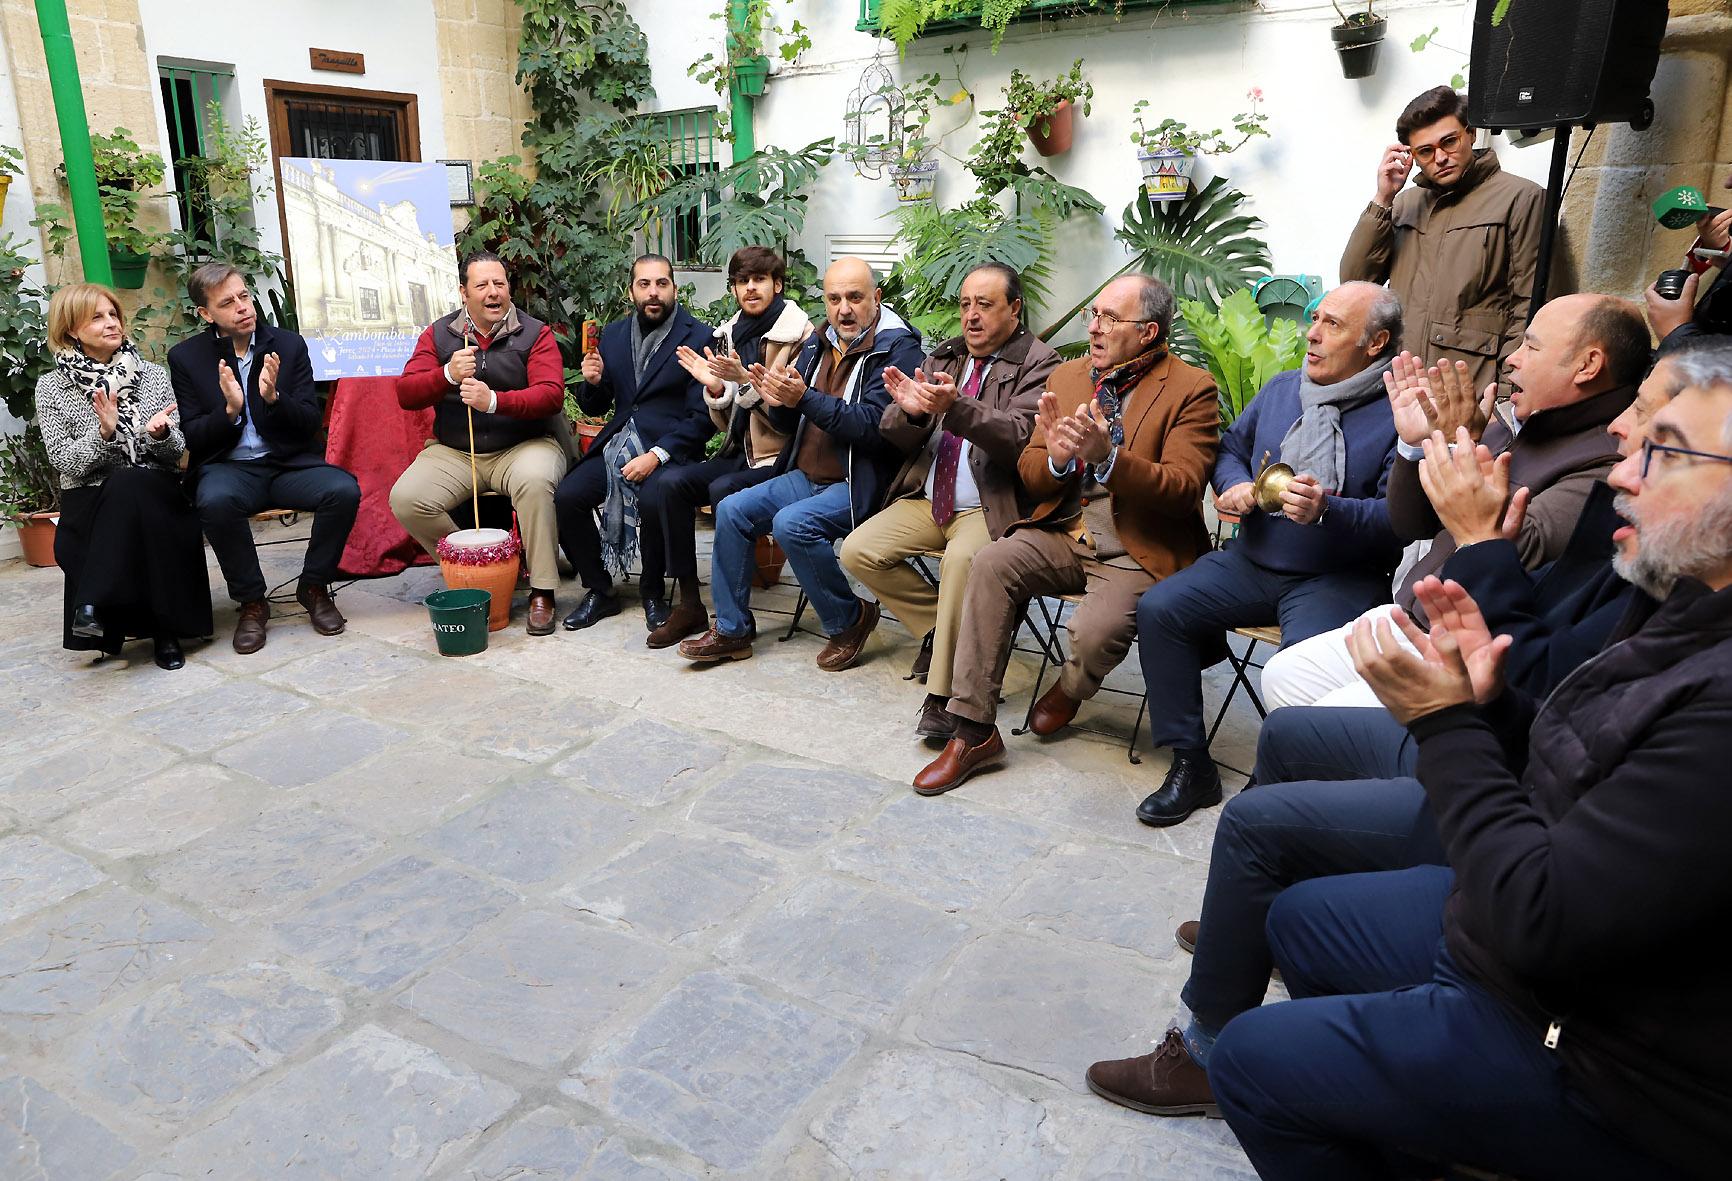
[{"x1": 389, "y1": 251, "x2": 571, "y2": 634}]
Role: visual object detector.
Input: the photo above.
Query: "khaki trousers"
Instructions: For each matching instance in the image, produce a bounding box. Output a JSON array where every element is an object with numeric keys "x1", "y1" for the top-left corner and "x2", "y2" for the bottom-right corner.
[
  {"x1": 839, "y1": 500, "x2": 991, "y2": 697},
  {"x1": 388, "y1": 436, "x2": 566, "y2": 590},
  {"x1": 948, "y1": 526, "x2": 1155, "y2": 724}
]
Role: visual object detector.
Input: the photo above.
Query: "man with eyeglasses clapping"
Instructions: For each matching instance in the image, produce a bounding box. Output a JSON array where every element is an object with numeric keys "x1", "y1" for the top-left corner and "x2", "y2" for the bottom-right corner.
[{"x1": 1341, "y1": 86, "x2": 1545, "y2": 398}]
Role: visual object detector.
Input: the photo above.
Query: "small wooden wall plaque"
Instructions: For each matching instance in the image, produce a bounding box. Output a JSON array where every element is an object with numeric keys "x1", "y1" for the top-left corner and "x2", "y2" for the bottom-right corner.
[{"x1": 310, "y1": 48, "x2": 365, "y2": 75}]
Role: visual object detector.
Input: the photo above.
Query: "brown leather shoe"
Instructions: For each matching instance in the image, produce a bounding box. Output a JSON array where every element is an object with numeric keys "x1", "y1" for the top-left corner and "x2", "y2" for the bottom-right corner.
[
  {"x1": 1028, "y1": 681, "x2": 1081, "y2": 736},
  {"x1": 526, "y1": 589, "x2": 557, "y2": 636},
  {"x1": 232, "y1": 600, "x2": 269, "y2": 654},
  {"x1": 1087, "y1": 1027, "x2": 1220, "y2": 1117},
  {"x1": 679, "y1": 626, "x2": 754, "y2": 663},
  {"x1": 816, "y1": 598, "x2": 880, "y2": 672},
  {"x1": 913, "y1": 727, "x2": 1004, "y2": 796},
  {"x1": 296, "y1": 581, "x2": 347, "y2": 636},
  {"x1": 915, "y1": 698, "x2": 957, "y2": 739},
  {"x1": 1175, "y1": 920, "x2": 1199, "y2": 954},
  {"x1": 647, "y1": 600, "x2": 708, "y2": 649}
]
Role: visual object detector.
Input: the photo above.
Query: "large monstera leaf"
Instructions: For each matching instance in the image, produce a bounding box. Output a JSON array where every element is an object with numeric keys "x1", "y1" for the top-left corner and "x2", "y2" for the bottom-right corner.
[{"x1": 1038, "y1": 176, "x2": 1272, "y2": 341}]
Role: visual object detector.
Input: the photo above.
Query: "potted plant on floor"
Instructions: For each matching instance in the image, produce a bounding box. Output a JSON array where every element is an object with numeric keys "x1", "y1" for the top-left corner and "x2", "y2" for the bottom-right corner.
[
  {"x1": 1331, "y1": 2, "x2": 1388, "y2": 80},
  {"x1": 1007, "y1": 60, "x2": 1092, "y2": 157},
  {"x1": 1131, "y1": 91, "x2": 1269, "y2": 203},
  {"x1": 565, "y1": 383, "x2": 611, "y2": 455},
  {"x1": 0, "y1": 232, "x2": 55, "y2": 564}
]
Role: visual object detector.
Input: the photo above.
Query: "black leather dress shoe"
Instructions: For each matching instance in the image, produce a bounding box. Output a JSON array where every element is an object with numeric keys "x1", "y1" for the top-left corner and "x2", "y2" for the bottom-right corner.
[
  {"x1": 562, "y1": 589, "x2": 621, "y2": 631},
  {"x1": 152, "y1": 636, "x2": 185, "y2": 671},
  {"x1": 1136, "y1": 750, "x2": 1223, "y2": 827},
  {"x1": 70, "y1": 604, "x2": 104, "y2": 638},
  {"x1": 642, "y1": 595, "x2": 671, "y2": 631}
]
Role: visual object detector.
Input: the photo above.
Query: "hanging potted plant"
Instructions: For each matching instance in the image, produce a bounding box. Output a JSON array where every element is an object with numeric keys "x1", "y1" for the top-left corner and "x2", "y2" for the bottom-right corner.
[
  {"x1": 0, "y1": 144, "x2": 22, "y2": 225},
  {"x1": 1131, "y1": 91, "x2": 1269, "y2": 204},
  {"x1": 1331, "y1": 2, "x2": 1389, "y2": 80},
  {"x1": 1007, "y1": 60, "x2": 1093, "y2": 158},
  {"x1": 87, "y1": 130, "x2": 166, "y2": 289}
]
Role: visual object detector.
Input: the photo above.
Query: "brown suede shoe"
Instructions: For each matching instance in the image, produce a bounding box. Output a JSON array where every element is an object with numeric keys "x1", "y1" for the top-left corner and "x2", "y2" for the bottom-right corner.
[
  {"x1": 1176, "y1": 920, "x2": 1199, "y2": 954},
  {"x1": 816, "y1": 598, "x2": 880, "y2": 672},
  {"x1": 679, "y1": 626, "x2": 754, "y2": 663},
  {"x1": 915, "y1": 698, "x2": 957, "y2": 740},
  {"x1": 1086, "y1": 1027, "x2": 1220, "y2": 1118},
  {"x1": 1028, "y1": 681, "x2": 1081, "y2": 736},
  {"x1": 909, "y1": 633, "x2": 933, "y2": 682},
  {"x1": 233, "y1": 600, "x2": 269, "y2": 654},
  {"x1": 526, "y1": 589, "x2": 557, "y2": 636},
  {"x1": 296, "y1": 581, "x2": 347, "y2": 636},
  {"x1": 647, "y1": 600, "x2": 708, "y2": 649},
  {"x1": 913, "y1": 727, "x2": 1004, "y2": 795}
]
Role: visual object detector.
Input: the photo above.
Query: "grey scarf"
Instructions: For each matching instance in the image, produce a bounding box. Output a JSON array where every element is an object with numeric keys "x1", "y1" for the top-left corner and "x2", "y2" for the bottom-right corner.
[
  {"x1": 1278, "y1": 354, "x2": 1395, "y2": 491},
  {"x1": 629, "y1": 310, "x2": 677, "y2": 385},
  {"x1": 599, "y1": 419, "x2": 647, "y2": 577}
]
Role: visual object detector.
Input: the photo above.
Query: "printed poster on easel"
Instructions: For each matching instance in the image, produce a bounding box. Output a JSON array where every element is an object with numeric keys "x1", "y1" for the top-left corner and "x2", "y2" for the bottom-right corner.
[{"x1": 281, "y1": 158, "x2": 458, "y2": 380}]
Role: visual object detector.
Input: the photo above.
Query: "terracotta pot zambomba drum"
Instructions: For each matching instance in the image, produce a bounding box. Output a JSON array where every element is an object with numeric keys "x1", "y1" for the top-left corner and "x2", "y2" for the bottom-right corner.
[{"x1": 436, "y1": 527, "x2": 521, "y2": 632}]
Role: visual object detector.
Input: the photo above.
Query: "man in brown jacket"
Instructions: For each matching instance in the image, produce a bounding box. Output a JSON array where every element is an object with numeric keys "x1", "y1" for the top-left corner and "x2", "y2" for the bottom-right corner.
[
  {"x1": 912, "y1": 273, "x2": 1220, "y2": 795},
  {"x1": 840, "y1": 263, "x2": 1061, "y2": 738},
  {"x1": 1341, "y1": 86, "x2": 1544, "y2": 395}
]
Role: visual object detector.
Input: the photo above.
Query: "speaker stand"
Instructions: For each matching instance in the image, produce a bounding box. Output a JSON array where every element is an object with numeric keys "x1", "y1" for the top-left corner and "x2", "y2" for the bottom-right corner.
[{"x1": 1531, "y1": 123, "x2": 1574, "y2": 317}]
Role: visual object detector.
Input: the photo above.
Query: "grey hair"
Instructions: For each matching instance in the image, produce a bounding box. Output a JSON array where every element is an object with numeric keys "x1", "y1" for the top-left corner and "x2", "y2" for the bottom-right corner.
[
  {"x1": 1129, "y1": 273, "x2": 1175, "y2": 342},
  {"x1": 1669, "y1": 342, "x2": 1732, "y2": 445},
  {"x1": 1341, "y1": 281, "x2": 1403, "y2": 354}
]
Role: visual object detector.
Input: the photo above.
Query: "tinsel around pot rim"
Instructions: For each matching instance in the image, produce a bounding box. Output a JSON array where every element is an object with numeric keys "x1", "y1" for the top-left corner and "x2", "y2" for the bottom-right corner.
[{"x1": 436, "y1": 528, "x2": 521, "y2": 566}]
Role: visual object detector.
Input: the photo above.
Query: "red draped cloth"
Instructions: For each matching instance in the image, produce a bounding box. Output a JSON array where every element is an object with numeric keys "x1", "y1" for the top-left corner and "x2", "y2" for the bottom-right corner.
[{"x1": 327, "y1": 377, "x2": 436, "y2": 578}]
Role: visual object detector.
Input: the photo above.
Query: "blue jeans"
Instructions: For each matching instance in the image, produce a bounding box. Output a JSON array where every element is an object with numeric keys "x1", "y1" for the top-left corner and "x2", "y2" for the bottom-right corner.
[
  {"x1": 1135, "y1": 545, "x2": 1390, "y2": 752},
  {"x1": 1181, "y1": 777, "x2": 1442, "y2": 1040},
  {"x1": 711, "y1": 471, "x2": 858, "y2": 638},
  {"x1": 1211, "y1": 867, "x2": 1682, "y2": 1181}
]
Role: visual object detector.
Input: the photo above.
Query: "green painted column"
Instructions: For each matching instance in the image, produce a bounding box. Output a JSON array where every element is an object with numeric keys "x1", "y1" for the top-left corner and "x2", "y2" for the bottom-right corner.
[
  {"x1": 35, "y1": 0, "x2": 112, "y2": 283},
  {"x1": 727, "y1": 0, "x2": 755, "y2": 163}
]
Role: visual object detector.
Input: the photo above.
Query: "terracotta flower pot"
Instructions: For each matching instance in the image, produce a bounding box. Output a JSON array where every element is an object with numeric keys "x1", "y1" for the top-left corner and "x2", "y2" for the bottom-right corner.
[
  {"x1": 14, "y1": 511, "x2": 58, "y2": 568},
  {"x1": 753, "y1": 535, "x2": 786, "y2": 589},
  {"x1": 1027, "y1": 99, "x2": 1075, "y2": 156},
  {"x1": 574, "y1": 420, "x2": 605, "y2": 455}
]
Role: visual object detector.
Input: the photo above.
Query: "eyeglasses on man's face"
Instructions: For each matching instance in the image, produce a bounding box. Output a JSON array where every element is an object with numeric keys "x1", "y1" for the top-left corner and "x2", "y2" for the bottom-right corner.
[
  {"x1": 1412, "y1": 130, "x2": 1468, "y2": 164},
  {"x1": 1084, "y1": 307, "x2": 1154, "y2": 330},
  {"x1": 1639, "y1": 436, "x2": 1732, "y2": 480}
]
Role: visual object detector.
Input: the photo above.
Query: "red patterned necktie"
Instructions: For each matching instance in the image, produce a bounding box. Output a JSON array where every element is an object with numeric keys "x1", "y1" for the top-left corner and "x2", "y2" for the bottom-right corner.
[{"x1": 931, "y1": 358, "x2": 988, "y2": 526}]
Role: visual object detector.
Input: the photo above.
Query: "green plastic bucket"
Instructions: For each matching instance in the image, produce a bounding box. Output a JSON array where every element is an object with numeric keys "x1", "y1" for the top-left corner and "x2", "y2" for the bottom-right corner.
[{"x1": 425, "y1": 588, "x2": 491, "y2": 656}]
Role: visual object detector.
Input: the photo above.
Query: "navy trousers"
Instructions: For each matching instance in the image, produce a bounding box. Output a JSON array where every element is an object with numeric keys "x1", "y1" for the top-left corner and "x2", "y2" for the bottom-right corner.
[
  {"x1": 1180, "y1": 777, "x2": 1442, "y2": 1034},
  {"x1": 1135, "y1": 545, "x2": 1389, "y2": 752},
  {"x1": 194, "y1": 459, "x2": 359, "y2": 603},
  {"x1": 1210, "y1": 867, "x2": 1684, "y2": 1181},
  {"x1": 1253, "y1": 705, "x2": 1418, "y2": 784}
]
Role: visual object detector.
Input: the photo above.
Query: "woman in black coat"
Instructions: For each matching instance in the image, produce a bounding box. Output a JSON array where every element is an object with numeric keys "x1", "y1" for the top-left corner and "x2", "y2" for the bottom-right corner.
[{"x1": 36, "y1": 284, "x2": 211, "y2": 669}]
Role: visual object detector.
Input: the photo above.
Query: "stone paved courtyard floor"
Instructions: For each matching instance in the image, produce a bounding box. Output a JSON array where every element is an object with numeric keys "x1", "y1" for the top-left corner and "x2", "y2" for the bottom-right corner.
[{"x1": 1, "y1": 519, "x2": 1265, "y2": 1180}]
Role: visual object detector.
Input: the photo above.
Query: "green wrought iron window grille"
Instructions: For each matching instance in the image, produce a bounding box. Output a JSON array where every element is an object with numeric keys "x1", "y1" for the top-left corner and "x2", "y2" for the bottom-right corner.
[
  {"x1": 856, "y1": 0, "x2": 1235, "y2": 37},
  {"x1": 645, "y1": 107, "x2": 722, "y2": 268},
  {"x1": 158, "y1": 63, "x2": 234, "y2": 239}
]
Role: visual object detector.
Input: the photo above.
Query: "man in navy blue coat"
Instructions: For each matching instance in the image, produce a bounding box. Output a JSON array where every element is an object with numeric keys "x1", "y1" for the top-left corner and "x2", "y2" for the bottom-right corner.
[
  {"x1": 1132, "y1": 282, "x2": 1405, "y2": 825},
  {"x1": 169, "y1": 262, "x2": 359, "y2": 655},
  {"x1": 556, "y1": 254, "x2": 715, "y2": 631}
]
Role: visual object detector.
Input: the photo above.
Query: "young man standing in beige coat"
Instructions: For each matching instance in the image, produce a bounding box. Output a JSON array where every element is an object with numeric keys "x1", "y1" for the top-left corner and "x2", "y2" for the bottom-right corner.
[{"x1": 1341, "y1": 86, "x2": 1545, "y2": 396}]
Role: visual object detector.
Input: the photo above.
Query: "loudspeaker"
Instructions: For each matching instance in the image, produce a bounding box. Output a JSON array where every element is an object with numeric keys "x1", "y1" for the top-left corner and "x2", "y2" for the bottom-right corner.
[{"x1": 1467, "y1": 0, "x2": 1667, "y2": 133}]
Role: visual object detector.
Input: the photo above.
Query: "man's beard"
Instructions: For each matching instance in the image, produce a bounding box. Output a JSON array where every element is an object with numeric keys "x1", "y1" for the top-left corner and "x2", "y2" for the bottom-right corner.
[
  {"x1": 635, "y1": 298, "x2": 672, "y2": 327},
  {"x1": 1612, "y1": 487, "x2": 1732, "y2": 598}
]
